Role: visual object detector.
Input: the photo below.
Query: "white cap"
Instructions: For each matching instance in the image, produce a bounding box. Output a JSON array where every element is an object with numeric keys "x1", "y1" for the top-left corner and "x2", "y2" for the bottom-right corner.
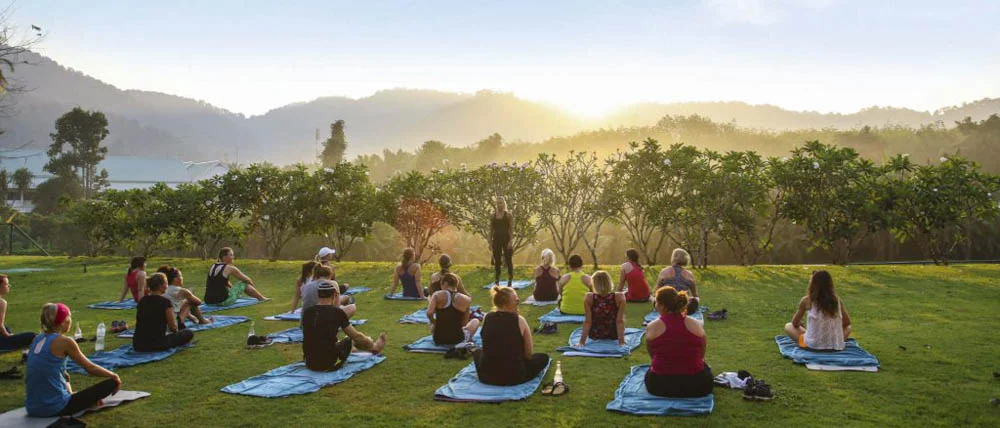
[{"x1": 317, "y1": 247, "x2": 336, "y2": 259}]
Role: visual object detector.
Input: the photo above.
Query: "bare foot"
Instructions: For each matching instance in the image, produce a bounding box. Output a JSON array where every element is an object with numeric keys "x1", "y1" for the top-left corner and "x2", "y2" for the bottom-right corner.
[
  {"x1": 372, "y1": 332, "x2": 388, "y2": 354},
  {"x1": 199, "y1": 317, "x2": 213, "y2": 325}
]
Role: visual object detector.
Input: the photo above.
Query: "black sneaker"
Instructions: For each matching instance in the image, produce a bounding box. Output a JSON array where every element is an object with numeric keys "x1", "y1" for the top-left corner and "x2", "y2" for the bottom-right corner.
[
  {"x1": 743, "y1": 378, "x2": 775, "y2": 401},
  {"x1": 444, "y1": 347, "x2": 471, "y2": 360},
  {"x1": 706, "y1": 309, "x2": 728, "y2": 321},
  {"x1": 535, "y1": 322, "x2": 558, "y2": 335},
  {"x1": 245, "y1": 335, "x2": 274, "y2": 349}
]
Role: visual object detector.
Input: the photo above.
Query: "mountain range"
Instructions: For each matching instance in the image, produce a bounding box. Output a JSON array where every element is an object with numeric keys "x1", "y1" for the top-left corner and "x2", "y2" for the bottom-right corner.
[{"x1": 1, "y1": 50, "x2": 997, "y2": 165}]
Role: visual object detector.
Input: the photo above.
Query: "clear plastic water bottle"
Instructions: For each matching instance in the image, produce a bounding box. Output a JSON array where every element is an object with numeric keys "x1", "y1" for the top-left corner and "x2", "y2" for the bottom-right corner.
[
  {"x1": 74, "y1": 325, "x2": 83, "y2": 341},
  {"x1": 247, "y1": 321, "x2": 255, "y2": 337},
  {"x1": 553, "y1": 360, "x2": 563, "y2": 384},
  {"x1": 95, "y1": 322, "x2": 106, "y2": 352}
]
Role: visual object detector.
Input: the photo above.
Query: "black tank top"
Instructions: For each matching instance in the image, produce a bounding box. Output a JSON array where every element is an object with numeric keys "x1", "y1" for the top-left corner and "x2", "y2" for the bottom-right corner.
[
  {"x1": 491, "y1": 213, "x2": 512, "y2": 245},
  {"x1": 478, "y1": 311, "x2": 527, "y2": 385},
  {"x1": 204, "y1": 262, "x2": 229, "y2": 304},
  {"x1": 433, "y1": 291, "x2": 465, "y2": 345}
]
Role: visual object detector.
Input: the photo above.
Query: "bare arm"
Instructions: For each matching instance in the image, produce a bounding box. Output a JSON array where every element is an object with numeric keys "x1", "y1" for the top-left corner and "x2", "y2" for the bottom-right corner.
[
  {"x1": 180, "y1": 289, "x2": 202, "y2": 306},
  {"x1": 519, "y1": 315, "x2": 533, "y2": 358},
  {"x1": 582, "y1": 275, "x2": 594, "y2": 292},
  {"x1": 389, "y1": 266, "x2": 400, "y2": 295},
  {"x1": 578, "y1": 294, "x2": 593, "y2": 346},
  {"x1": 119, "y1": 276, "x2": 130, "y2": 302},
  {"x1": 425, "y1": 293, "x2": 438, "y2": 332},
  {"x1": 791, "y1": 297, "x2": 808, "y2": 329},
  {"x1": 0, "y1": 300, "x2": 8, "y2": 337},
  {"x1": 136, "y1": 271, "x2": 147, "y2": 301},
  {"x1": 617, "y1": 263, "x2": 629, "y2": 293},
  {"x1": 227, "y1": 266, "x2": 254, "y2": 286},
  {"x1": 59, "y1": 337, "x2": 120, "y2": 386},
  {"x1": 616, "y1": 293, "x2": 626, "y2": 345},
  {"x1": 165, "y1": 306, "x2": 179, "y2": 333},
  {"x1": 687, "y1": 272, "x2": 699, "y2": 298},
  {"x1": 414, "y1": 265, "x2": 424, "y2": 298},
  {"x1": 684, "y1": 316, "x2": 706, "y2": 337},
  {"x1": 290, "y1": 280, "x2": 301, "y2": 312},
  {"x1": 457, "y1": 278, "x2": 470, "y2": 297},
  {"x1": 840, "y1": 299, "x2": 852, "y2": 329},
  {"x1": 644, "y1": 320, "x2": 665, "y2": 355}
]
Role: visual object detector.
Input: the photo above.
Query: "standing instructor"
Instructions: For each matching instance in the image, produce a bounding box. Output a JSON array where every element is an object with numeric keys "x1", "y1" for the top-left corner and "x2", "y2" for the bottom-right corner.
[{"x1": 491, "y1": 196, "x2": 514, "y2": 287}]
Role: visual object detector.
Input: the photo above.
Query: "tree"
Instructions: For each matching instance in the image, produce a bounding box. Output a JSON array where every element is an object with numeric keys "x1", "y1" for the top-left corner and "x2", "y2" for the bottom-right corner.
[
  {"x1": 320, "y1": 120, "x2": 347, "y2": 168},
  {"x1": 168, "y1": 180, "x2": 244, "y2": 259},
  {"x1": 658, "y1": 145, "x2": 720, "y2": 268},
  {"x1": 535, "y1": 152, "x2": 605, "y2": 264},
  {"x1": 102, "y1": 185, "x2": 175, "y2": 258},
  {"x1": 31, "y1": 175, "x2": 83, "y2": 215},
  {"x1": 578, "y1": 157, "x2": 618, "y2": 269},
  {"x1": 65, "y1": 199, "x2": 119, "y2": 256},
  {"x1": 606, "y1": 139, "x2": 674, "y2": 264},
  {"x1": 894, "y1": 156, "x2": 1000, "y2": 264},
  {"x1": 309, "y1": 163, "x2": 379, "y2": 261},
  {"x1": 44, "y1": 107, "x2": 110, "y2": 199},
  {"x1": 383, "y1": 171, "x2": 450, "y2": 262},
  {"x1": 0, "y1": 7, "x2": 45, "y2": 120},
  {"x1": 11, "y1": 167, "x2": 32, "y2": 206},
  {"x1": 716, "y1": 152, "x2": 785, "y2": 265},
  {"x1": 415, "y1": 140, "x2": 448, "y2": 172}
]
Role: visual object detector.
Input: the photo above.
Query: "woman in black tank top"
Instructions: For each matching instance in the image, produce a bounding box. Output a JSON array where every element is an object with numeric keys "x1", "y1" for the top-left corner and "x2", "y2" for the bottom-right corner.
[
  {"x1": 490, "y1": 197, "x2": 515, "y2": 287},
  {"x1": 428, "y1": 274, "x2": 480, "y2": 346},
  {"x1": 473, "y1": 287, "x2": 549, "y2": 385},
  {"x1": 204, "y1": 247, "x2": 269, "y2": 304}
]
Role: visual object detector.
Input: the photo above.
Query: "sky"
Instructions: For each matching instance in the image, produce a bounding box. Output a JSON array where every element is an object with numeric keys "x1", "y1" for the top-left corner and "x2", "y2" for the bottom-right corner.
[{"x1": 11, "y1": 0, "x2": 1000, "y2": 117}]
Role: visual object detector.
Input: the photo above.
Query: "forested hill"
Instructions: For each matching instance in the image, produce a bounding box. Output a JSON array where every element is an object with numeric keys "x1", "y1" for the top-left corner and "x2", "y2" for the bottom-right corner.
[{"x1": 0, "y1": 50, "x2": 997, "y2": 166}]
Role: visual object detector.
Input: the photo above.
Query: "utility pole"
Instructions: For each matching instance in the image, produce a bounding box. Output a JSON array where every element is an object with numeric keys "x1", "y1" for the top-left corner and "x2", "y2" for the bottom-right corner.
[{"x1": 315, "y1": 128, "x2": 321, "y2": 160}]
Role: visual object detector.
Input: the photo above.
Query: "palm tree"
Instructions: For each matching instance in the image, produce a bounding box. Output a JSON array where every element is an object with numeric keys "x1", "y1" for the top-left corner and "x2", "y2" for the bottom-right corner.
[{"x1": 12, "y1": 167, "x2": 33, "y2": 206}]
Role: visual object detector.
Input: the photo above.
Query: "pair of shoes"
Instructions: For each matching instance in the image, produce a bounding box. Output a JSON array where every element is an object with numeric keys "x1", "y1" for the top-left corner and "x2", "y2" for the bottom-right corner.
[
  {"x1": 245, "y1": 335, "x2": 274, "y2": 349},
  {"x1": 110, "y1": 320, "x2": 129, "y2": 333},
  {"x1": 470, "y1": 308, "x2": 485, "y2": 321},
  {"x1": 0, "y1": 365, "x2": 22, "y2": 379},
  {"x1": 541, "y1": 382, "x2": 569, "y2": 396},
  {"x1": 743, "y1": 378, "x2": 775, "y2": 401},
  {"x1": 535, "y1": 322, "x2": 558, "y2": 335},
  {"x1": 444, "y1": 346, "x2": 472, "y2": 360},
  {"x1": 706, "y1": 309, "x2": 728, "y2": 321}
]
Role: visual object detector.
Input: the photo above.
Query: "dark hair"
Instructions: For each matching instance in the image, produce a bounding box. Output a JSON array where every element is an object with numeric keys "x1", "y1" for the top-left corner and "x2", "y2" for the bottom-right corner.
[
  {"x1": 218, "y1": 247, "x2": 233, "y2": 261},
  {"x1": 626, "y1": 249, "x2": 640, "y2": 267},
  {"x1": 147, "y1": 272, "x2": 168, "y2": 292},
  {"x1": 808, "y1": 270, "x2": 839, "y2": 317},
  {"x1": 300, "y1": 261, "x2": 318, "y2": 283},
  {"x1": 129, "y1": 257, "x2": 146, "y2": 273},
  {"x1": 312, "y1": 264, "x2": 334, "y2": 279},
  {"x1": 655, "y1": 286, "x2": 689, "y2": 314},
  {"x1": 157, "y1": 265, "x2": 180, "y2": 285},
  {"x1": 568, "y1": 254, "x2": 583, "y2": 269},
  {"x1": 401, "y1": 248, "x2": 415, "y2": 266},
  {"x1": 438, "y1": 254, "x2": 452, "y2": 273},
  {"x1": 0, "y1": 274, "x2": 7, "y2": 284}
]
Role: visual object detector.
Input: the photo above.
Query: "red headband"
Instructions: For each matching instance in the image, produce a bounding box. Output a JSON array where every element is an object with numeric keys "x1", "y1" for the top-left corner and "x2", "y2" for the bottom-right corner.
[{"x1": 53, "y1": 303, "x2": 70, "y2": 327}]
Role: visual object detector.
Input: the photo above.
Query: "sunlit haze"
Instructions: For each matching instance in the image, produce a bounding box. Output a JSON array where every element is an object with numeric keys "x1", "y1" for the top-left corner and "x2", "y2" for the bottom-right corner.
[{"x1": 13, "y1": 0, "x2": 1000, "y2": 117}]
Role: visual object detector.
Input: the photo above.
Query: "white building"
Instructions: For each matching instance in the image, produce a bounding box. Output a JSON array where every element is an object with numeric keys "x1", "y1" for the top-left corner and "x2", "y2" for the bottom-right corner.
[{"x1": 0, "y1": 150, "x2": 229, "y2": 213}]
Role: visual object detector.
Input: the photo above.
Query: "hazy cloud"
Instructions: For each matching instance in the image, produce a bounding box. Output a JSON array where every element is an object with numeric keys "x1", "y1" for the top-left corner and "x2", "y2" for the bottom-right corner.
[{"x1": 703, "y1": 0, "x2": 839, "y2": 25}]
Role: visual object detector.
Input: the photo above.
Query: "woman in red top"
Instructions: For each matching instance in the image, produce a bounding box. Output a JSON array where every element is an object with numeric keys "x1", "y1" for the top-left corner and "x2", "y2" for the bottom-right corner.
[
  {"x1": 644, "y1": 286, "x2": 712, "y2": 398},
  {"x1": 119, "y1": 257, "x2": 148, "y2": 303},
  {"x1": 617, "y1": 249, "x2": 650, "y2": 302}
]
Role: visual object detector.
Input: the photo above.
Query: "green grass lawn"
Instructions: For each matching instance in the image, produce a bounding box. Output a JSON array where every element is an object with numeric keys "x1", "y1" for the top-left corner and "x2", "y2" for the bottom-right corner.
[{"x1": 1, "y1": 257, "x2": 998, "y2": 427}]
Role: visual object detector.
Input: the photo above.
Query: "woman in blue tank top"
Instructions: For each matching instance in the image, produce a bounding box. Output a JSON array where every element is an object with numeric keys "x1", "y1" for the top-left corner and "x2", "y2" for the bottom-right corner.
[
  {"x1": 25, "y1": 303, "x2": 121, "y2": 417},
  {"x1": 390, "y1": 248, "x2": 424, "y2": 298}
]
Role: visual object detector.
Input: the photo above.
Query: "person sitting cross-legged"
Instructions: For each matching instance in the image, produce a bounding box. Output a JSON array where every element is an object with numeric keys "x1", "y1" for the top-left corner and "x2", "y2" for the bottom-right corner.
[
  {"x1": 133, "y1": 273, "x2": 194, "y2": 352},
  {"x1": 473, "y1": 286, "x2": 550, "y2": 386},
  {"x1": 0, "y1": 274, "x2": 36, "y2": 351},
  {"x1": 300, "y1": 264, "x2": 356, "y2": 318},
  {"x1": 644, "y1": 286, "x2": 712, "y2": 398},
  {"x1": 302, "y1": 282, "x2": 386, "y2": 371},
  {"x1": 557, "y1": 255, "x2": 593, "y2": 316},
  {"x1": 578, "y1": 271, "x2": 626, "y2": 347},
  {"x1": 426, "y1": 273, "x2": 480, "y2": 347},
  {"x1": 784, "y1": 270, "x2": 852, "y2": 351},
  {"x1": 157, "y1": 265, "x2": 211, "y2": 327}
]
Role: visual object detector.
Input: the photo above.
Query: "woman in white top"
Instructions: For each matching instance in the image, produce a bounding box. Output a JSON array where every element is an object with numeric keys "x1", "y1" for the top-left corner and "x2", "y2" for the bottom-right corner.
[
  {"x1": 158, "y1": 265, "x2": 212, "y2": 326},
  {"x1": 784, "y1": 270, "x2": 852, "y2": 350}
]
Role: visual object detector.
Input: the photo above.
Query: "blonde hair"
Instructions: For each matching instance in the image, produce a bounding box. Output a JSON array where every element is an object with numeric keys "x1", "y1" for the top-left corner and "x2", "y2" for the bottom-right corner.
[
  {"x1": 592, "y1": 271, "x2": 613, "y2": 295},
  {"x1": 540, "y1": 249, "x2": 555, "y2": 268},
  {"x1": 671, "y1": 248, "x2": 691, "y2": 267},
  {"x1": 491, "y1": 286, "x2": 517, "y2": 311},
  {"x1": 40, "y1": 303, "x2": 67, "y2": 333},
  {"x1": 312, "y1": 264, "x2": 334, "y2": 279}
]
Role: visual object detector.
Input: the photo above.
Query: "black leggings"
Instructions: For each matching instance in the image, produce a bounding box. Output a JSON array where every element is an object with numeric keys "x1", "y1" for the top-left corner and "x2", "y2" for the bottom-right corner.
[
  {"x1": 59, "y1": 378, "x2": 118, "y2": 416},
  {"x1": 492, "y1": 240, "x2": 513, "y2": 285},
  {"x1": 135, "y1": 329, "x2": 194, "y2": 353},
  {"x1": 473, "y1": 351, "x2": 549, "y2": 386},
  {"x1": 644, "y1": 364, "x2": 713, "y2": 398},
  {"x1": 0, "y1": 331, "x2": 36, "y2": 351}
]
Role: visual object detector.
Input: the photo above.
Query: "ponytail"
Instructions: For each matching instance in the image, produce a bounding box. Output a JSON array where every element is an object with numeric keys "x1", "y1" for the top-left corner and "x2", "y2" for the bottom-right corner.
[{"x1": 654, "y1": 286, "x2": 689, "y2": 314}]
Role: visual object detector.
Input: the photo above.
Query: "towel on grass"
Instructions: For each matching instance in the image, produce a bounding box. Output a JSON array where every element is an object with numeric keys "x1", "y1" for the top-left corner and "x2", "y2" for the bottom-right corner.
[
  {"x1": 264, "y1": 308, "x2": 369, "y2": 324},
  {"x1": 220, "y1": 353, "x2": 386, "y2": 397},
  {"x1": 343, "y1": 286, "x2": 372, "y2": 295},
  {"x1": 434, "y1": 360, "x2": 550, "y2": 402},
  {"x1": 384, "y1": 293, "x2": 426, "y2": 301},
  {"x1": 481, "y1": 280, "x2": 534, "y2": 290},
  {"x1": 88, "y1": 300, "x2": 138, "y2": 310},
  {"x1": 116, "y1": 315, "x2": 249, "y2": 338},
  {"x1": 398, "y1": 306, "x2": 480, "y2": 324},
  {"x1": 0, "y1": 391, "x2": 150, "y2": 428},
  {"x1": 606, "y1": 365, "x2": 714, "y2": 416},
  {"x1": 265, "y1": 322, "x2": 368, "y2": 345},
  {"x1": 775, "y1": 336, "x2": 880, "y2": 371},
  {"x1": 643, "y1": 306, "x2": 707, "y2": 325},
  {"x1": 557, "y1": 327, "x2": 644, "y2": 357},
  {"x1": 403, "y1": 330, "x2": 483, "y2": 354},
  {"x1": 201, "y1": 297, "x2": 262, "y2": 313},
  {"x1": 538, "y1": 308, "x2": 585, "y2": 324},
  {"x1": 66, "y1": 344, "x2": 189, "y2": 373},
  {"x1": 522, "y1": 296, "x2": 558, "y2": 306}
]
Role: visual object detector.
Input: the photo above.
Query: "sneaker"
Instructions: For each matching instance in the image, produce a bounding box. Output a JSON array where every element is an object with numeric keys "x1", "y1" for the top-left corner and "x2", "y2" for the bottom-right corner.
[
  {"x1": 444, "y1": 346, "x2": 471, "y2": 360},
  {"x1": 535, "y1": 322, "x2": 558, "y2": 335},
  {"x1": 743, "y1": 378, "x2": 775, "y2": 401},
  {"x1": 245, "y1": 335, "x2": 274, "y2": 349},
  {"x1": 706, "y1": 309, "x2": 728, "y2": 321}
]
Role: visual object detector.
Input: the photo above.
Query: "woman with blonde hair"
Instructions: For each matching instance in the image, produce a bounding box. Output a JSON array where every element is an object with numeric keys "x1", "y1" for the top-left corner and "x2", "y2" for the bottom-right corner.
[
  {"x1": 490, "y1": 196, "x2": 514, "y2": 286},
  {"x1": 643, "y1": 286, "x2": 712, "y2": 398},
  {"x1": 390, "y1": 247, "x2": 424, "y2": 298},
  {"x1": 578, "y1": 271, "x2": 626, "y2": 347},
  {"x1": 473, "y1": 286, "x2": 549, "y2": 385},
  {"x1": 532, "y1": 249, "x2": 560, "y2": 301},
  {"x1": 656, "y1": 248, "x2": 700, "y2": 314},
  {"x1": 24, "y1": 303, "x2": 121, "y2": 417}
]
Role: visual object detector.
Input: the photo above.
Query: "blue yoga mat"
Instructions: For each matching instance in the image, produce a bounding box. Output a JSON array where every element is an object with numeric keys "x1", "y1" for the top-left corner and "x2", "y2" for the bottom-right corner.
[
  {"x1": 67, "y1": 344, "x2": 189, "y2": 373},
  {"x1": 775, "y1": 336, "x2": 880, "y2": 368},
  {"x1": 643, "y1": 306, "x2": 707, "y2": 324},
  {"x1": 201, "y1": 297, "x2": 262, "y2": 313},
  {"x1": 343, "y1": 286, "x2": 372, "y2": 295},
  {"x1": 434, "y1": 360, "x2": 550, "y2": 402},
  {"x1": 384, "y1": 293, "x2": 426, "y2": 301},
  {"x1": 88, "y1": 300, "x2": 138, "y2": 310},
  {"x1": 538, "y1": 308, "x2": 585, "y2": 324},
  {"x1": 398, "y1": 306, "x2": 481, "y2": 324},
  {"x1": 116, "y1": 315, "x2": 249, "y2": 338},
  {"x1": 557, "y1": 327, "x2": 645, "y2": 357},
  {"x1": 265, "y1": 308, "x2": 369, "y2": 323},
  {"x1": 265, "y1": 322, "x2": 369, "y2": 345},
  {"x1": 481, "y1": 280, "x2": 534, "y2": 290},
  {"x1": 606, "y1": 365, "x2": 714, "y2": 416},
  {"x1": 221, "y1": 353, "x2": 386, "y2": 397},
  {"x1": 402, "y1": 330, "x2": 483, "y2": 354}
]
